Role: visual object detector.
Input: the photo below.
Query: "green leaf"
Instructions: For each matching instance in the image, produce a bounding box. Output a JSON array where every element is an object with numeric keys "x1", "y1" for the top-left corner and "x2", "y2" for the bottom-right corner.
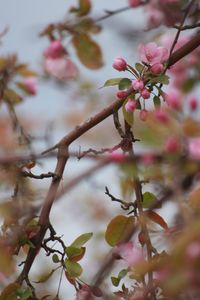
[
  {"x1": 149, "y1": 74, "x2": 169, "y2": 85},
  {"x1": 65, "y1": 246, "x2": 86, "y2": 262},
  {"x1": 153, "y1": 95, "x2": 161, "y2": 108},
  {"x1": 72, "y1": 33, "x2": 103, "y2": 69},
  {"x1": 102, "y1": 77, "x2": 124, "y2": 88},
  {"x1": 142, "y1": 192, "x2": 157, "y2": 208},
  {"x1": 111, "y1": 276, "x2": 120, "y2": 287},
  {"x1": 105, "y1": 215, "x2": 135, "y2": 246},
  {"x1": 35, "y1": 269, "x2": 55, "y2": 283},
  {"x1": 71, "y1": 232, "x2": 93, "y2": 248},
  {"x1": 52, "y1": 254, "x2": 60, "y2": 263},
  {"x1": 118, "y1": 269, "x2": 128, "y2": 279},
  {"x1": 65, "y1": 259, "x2": 83, "y2": 278},
  {"x1": 0, "y1": 283, "x2": 20, "y2": 300},
  {"x1": 3, "y1": 88, "x2": 23, "y2": 104},
  {"x1": 17, "y1": 287, "x2": 32, "y2": 300},
  {"x1": 118, "y1": 78, "x2": 131, "y2": 90},
  {"x1": 122, "y1": 100, "x2": 134, "y2": 126},
  {"x1": 135, "y1": 63, "x2": 144, "y2": 74}
]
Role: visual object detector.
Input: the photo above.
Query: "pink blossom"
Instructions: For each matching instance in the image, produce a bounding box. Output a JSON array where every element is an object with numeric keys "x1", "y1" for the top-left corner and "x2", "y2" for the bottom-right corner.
[
  {"x1": 140, "y1": 153, "x2": 155, "y2": 165},
  {"x1": 76, "y1": 287, "x2": 95, "y2": 300},
  {"x1": 109, "y1": 150, "x2": 125, "y2": 162},
  {"x1": 44, "y1": 57, "x2": 78, "y2": 81},
  {"x1": 125, "y1": 99, "x2": 137, "y2": 112},
  {"x1": 22, "y1": 77, "x2": 37, "y2": 95},
  {"x1": 140, "y1": 88, "x2": 150, "y2": 99},
  {"x1": 138, "y1": 42, "x2": 168, "y2": 65},
  {"x1": 146, "y1": 7, "x2": 164, "y2": 29},
  {"x1": 44, "y1": 40, "x2": 66, "y2": 59},
  {"x1": 188, "y1": 138, "x2": 200, "y2": 160},
  {"x1": 186, "y1": 241, "x2": 200, "y2": 261},
  {"x1": 116, "y1": 91, "x2": 128, "y2": 99},
  {"x1": 164, "y1": 136, "x2": 179, "y2": 153},
  {"x1": 112, "y1": 57, "x2": 127, "y2": 71},
  {"x1": 115, "y1": 241, "x2": 144, "y2": 267},
  {"x1": 150, "y1": 63, "x2": 164, "y2": 74},
  {"x1": 165, "y1": 90, "x2": 182, "y2": 111},
  {"x1": 154, "y1": 109, "x2": 169, "y2": 123},
  {"x1": 139, "y1": 109, "x2": 148, "y2": 121},
  {"x1": 128, "y1": 0, "x2": 141, "y2": 7},
  {"x1": 189, "y1": 97, "x2": 198, "y2": 111},
  {"x1": 132, "y1": 79, "x2": 144, "y2": 91}
]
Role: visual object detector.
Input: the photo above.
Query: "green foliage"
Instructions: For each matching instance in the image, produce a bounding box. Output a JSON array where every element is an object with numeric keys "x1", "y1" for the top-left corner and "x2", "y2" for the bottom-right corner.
[
  {"x1": 70, "y1": 0, "x2": 91, "y2": 17},
  {"x1": 118, "y1": 78, "x2": 132, "y2": 90},
  {"x1": 142, "y1": 192, "x2": 157, "y2": 208},
  {"x1": 102, "y1": 77, "x2": 124, "y2": 88},
  {"x1": 111, "y1": 269, "x2": 128, "y2": 287},
  {"x1": 70, "y1": 232, "x2": 93, "y2": 248},
  {"x1": 105, "y1": 215, "x2": 135, "y2": 246},
  {"x1": 65, "y1": 259, "x2": 83, "y2": 278}
]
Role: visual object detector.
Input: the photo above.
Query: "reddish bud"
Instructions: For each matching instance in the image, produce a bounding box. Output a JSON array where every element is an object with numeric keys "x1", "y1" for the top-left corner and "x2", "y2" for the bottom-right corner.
[
  {"x1": 189, "y1": 97, "x2": 198, "y2": 111},
  {"x1": 150, "y1": 63, "x2": 164, "y2": 74},
  {"x1": 125, "y1": 99, "x2": 137, "y2": 112},
  {"x1": 112, "y1": 57, "x2": 127, "y2": 71},
  {"x1": 128, "y1": 0, "x2": 141, "y2": 7},
  {"x1": 132, "y1": 79, "x2": 144, "y2": 91},
  {"x1": 116, "y1": 91, "x2": 128, "y2": 99},
  {"x1": 140, "y1": 88, "x2": 150, "y2": 99}
]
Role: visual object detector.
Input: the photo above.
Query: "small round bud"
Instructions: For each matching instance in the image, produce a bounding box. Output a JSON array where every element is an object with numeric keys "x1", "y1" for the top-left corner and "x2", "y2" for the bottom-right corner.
[
  {"x1": 140, "y1": 88, "x2": 150, "y2": 99},
  {"x1": 112, "y1": 57, "x2": 127, "y2": 71},
  {"x1": 125, "y1": 99, "x2": 137, "y2": 112},
  {"x1": 116, "y1": 91, "x2": 128, "y2": 99}
]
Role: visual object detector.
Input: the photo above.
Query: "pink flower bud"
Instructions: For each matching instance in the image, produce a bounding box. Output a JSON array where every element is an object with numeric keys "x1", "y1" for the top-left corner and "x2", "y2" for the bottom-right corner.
[
  {"x1": 140, "y1": 88, "x2": 150, "y2": 99},
  {"x1": 112, "y1": 57, "x2": 127, "y2": 71},
  {"x1": 132, "y1": 79, "x2": 144, "y2": 91},
  {"x1": 141, "y1": 153, "x2": 155, "y2": 165},
  {"x1": 189, "y1": 97, "x2": 198, "y2": 111},
  {"x1": 22, "y1": 77, "x2": 37, "y2": 95},
  {"x1": 139, "y1": 109, "x2": 148, "y2": 121},
  {"x1": 128, "y1": 0, "x2": 141, "y2": 7},
  {"x1": 115, "y1": 241, "x2": 144, "y2": 266},
  {"x1": 165, "y1": 90, "x2": 182, "y2": 111},
  {"x1": 186, "y1": 241, "x2": 200, "y2": 261},
  {"x1": 164, "y1": 136, "x2": 179, "y2": 153},
  {"x1": 116, "y1": 91, "x2": 128, "y2": 99},
  {"x1": 44, "y1": 40, "x2": 66, "y2": 59},
  {"x1": 150, "y1": 63, "x2": 164, "y2": 74},
  {"x1": 125, "y1": 99, "x2": 137, "y2": 112}
]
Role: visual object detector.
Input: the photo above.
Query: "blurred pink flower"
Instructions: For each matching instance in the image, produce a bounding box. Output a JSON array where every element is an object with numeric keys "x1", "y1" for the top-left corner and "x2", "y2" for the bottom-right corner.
[
  {"x1": 165, "y1": 89, "x2": 182, "y2": 111},
  {"x1": 132, "y1": 79, "x2": 144, "y2": 91},
  {"x1": 189, "y1": 97, "x2": 198, "y2": 111},
  {"x1": 44, "y1": 57, "x2": 78, "y2": 81},
  {"x1": 154, "y1": 109, "x2": 169, "y2": 123},
  {"x1": 139, "y1": 109, "x2": 148, "y2": 121},
  {"x1": 22, "y1": 77, "x2": 37, "y2": 95},
  {"x1": 188, "y1": 139, "x2": 200, "y2": 160},
  {"x1": 115, "y1": 241, "x2": 144, "y2": 266},
  {"x1": 44, "y1": 40, "x2": 66, "y2": 59},
  {"x1": 140, "y1": 88, "x2": 150, "y2": 99},
  {"x1": 150, "y1": 63, "x2": 164, "y2": 74},
  {"x1": 186, "y1": 241, "x2": 200, "y2": 261},
  {"x1": 164, "y1": 136, "x2": 179, "y2": 153}
]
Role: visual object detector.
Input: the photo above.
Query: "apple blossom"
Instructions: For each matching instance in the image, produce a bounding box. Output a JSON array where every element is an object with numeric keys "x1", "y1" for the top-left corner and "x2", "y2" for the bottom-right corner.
[
  {"x1": 164, "y1": 136, "x2": 179, "y2": 153},
  {"x1": 115, "y1": 241, "x2": 144, "y2": 266},
  {"x1": 44, "y1": 39, "x2": 66, "y2": 59},
  {"x1": 125, "y1": 99, "x2": 137, "y2": 112},
  {"x1": 186, "y1": 241, "x2": 200, "y2": 261},
  {"x1": 189, "y1": 97, "x2": 198, "y2": 111},
  {"x1": 154, "y1": 109, "x2": 169, "y2": 123},
  {"x1": 109, "y1": 150, "x2": 125, "y2": 162},
  {"x1": 165, "y1": 90, "x2": 182, "y2": 111},
  {"x1": 138, "y1": 42, "x2": 168, "y2": 66},
  {"x1": 150, "y1": 63, "x2": 164, "y2": 74},
  {"x1": 188, "y1": 138, "x2": 200, "y2": 160},
  {"x1": 112, "y1": 57, "x2": 127, "y2": 71},
  {"x1": 132, "y1": 79, "x2": 144, "y2": 91},
  {"x1": 140, "y1": 88, "x2": 150, "y2": 99},
  {"x1": 44, "y1": 57, "x2": 78, "y2": 81},
  {"x1": 128, "y1": 0, "x2": 141, "y2": 7},
  {"x1": 22, "y1": 77, "x2": 37, "y2": 95},
  {"x1": 116, "y1": 91, "x2": 128, "y2": 99}
]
